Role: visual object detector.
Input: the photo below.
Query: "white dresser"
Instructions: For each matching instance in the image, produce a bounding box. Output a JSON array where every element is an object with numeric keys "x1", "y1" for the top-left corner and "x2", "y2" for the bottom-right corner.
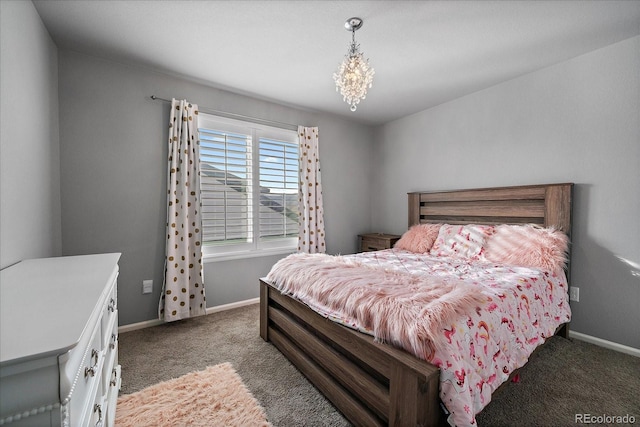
[{"x1": 0, "y1": 253, "x2": 122, "y2": 427}]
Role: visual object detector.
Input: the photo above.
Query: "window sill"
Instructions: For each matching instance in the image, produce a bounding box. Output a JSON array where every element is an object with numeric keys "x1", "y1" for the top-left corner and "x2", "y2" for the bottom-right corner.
[{"x1": 202, "y1": 247, "x2": 296, "y2": 263}]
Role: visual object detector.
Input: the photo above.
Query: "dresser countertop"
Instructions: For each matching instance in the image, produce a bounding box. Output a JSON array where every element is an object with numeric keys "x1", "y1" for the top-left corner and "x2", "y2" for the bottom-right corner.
[{"x1": 0, "y1": 253, "x2": 121, "y2": 365}]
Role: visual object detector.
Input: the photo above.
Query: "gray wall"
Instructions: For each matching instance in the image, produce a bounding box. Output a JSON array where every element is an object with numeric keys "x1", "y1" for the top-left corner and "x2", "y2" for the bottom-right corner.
[
  {"x1": 372, "y1": 36, "x2": 640, "y2": 349},
  {"x1": 5, "y1": 2, "x2": 636, "y2": 348},
  {"x1": 0, "y1": 1, "x2": 61, "y2": 269},
  {"x1": 57, "y1": 51, "x2": 373, "y2": 326}
]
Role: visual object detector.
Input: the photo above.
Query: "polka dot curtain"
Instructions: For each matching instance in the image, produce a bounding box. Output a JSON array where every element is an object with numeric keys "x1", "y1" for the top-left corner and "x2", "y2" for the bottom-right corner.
[
  {"x1": 297, "y1": 126, "x2": 326, "y2": 254},
  {"x1": 159, "y1": 99, "x2": 207, "y2": 322}
]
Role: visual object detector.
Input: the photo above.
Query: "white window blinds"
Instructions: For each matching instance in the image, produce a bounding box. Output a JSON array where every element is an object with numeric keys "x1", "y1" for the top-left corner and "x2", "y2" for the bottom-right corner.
[
  {"x1": 259, "y1": 138, "x2": 299, "y2": 241},
  {"x1": 198, "y1": 114, "x2": 299, "y2": 256},
  {"x1": 199, "y1": 127, "x2": 253, "y2": 245}
]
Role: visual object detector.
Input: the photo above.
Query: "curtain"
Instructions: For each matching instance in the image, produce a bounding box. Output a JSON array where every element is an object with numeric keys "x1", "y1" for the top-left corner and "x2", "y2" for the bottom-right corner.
[
  {"x1": 297, "y1": 126, "x2": 326, "y2": 253},
  {"x1": 159, "y1": 99, "x2": 207, "y2": 322}
]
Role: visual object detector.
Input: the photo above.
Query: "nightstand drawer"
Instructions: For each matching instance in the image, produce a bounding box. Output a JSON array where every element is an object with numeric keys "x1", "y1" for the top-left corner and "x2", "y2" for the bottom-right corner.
[{"x1": 358, "y1": 233, "x2": 401, "y2": 252}]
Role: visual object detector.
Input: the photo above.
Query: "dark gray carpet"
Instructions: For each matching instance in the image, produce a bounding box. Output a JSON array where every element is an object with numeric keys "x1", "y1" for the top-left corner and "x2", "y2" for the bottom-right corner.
[{"x1": 118, "y1": 304, "x2": 639, "y2": 426}]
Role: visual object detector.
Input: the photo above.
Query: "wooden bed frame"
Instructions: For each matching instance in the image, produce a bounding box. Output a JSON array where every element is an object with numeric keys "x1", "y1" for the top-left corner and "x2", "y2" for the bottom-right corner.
[{"x1": 260, "y1": 183, "x2": 573, "y2": 427}]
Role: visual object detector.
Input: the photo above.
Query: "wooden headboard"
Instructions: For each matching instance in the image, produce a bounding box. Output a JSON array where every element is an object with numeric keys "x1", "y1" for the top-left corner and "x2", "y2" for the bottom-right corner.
[
  {"x1": 408, "y1": 183, "x2": 574, "y2": 290},
  {"x1": 408, "y1": 183, "x2": 573, "y2": 236}
]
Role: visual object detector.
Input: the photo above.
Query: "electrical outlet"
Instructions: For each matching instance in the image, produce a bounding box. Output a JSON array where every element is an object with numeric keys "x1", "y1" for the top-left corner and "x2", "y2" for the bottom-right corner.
[
  {"x1": 142, "y1": 279, "x2": 153, "y2": 294},
  {"x1": 569, "y1": 287, "x2": 579, "y2": 302}
]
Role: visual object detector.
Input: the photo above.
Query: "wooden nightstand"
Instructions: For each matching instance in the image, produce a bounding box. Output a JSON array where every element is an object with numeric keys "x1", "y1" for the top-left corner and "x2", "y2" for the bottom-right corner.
[{"x1": 358, "y1": 233, "x2": 401, "y2": 252}]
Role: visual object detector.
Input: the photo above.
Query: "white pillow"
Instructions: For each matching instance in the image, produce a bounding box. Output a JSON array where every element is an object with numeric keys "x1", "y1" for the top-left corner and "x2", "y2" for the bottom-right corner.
[{"x1": 430, "y1": 224, "x2": 495, "y2": 260}]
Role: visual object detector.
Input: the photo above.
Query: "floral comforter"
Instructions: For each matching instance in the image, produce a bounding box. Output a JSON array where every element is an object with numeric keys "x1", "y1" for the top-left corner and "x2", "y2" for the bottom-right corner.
[{"x1": 266, "y1": 249, "x2": 571, "y2": 426}]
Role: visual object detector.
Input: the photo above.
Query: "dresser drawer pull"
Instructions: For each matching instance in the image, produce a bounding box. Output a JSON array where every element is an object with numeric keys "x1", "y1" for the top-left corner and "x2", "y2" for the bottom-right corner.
[
  {"x1": 94, "y1": 403, "x2": 103, "y2": 427},
  {"x1": 110, "y1": 367, "x2": 118, "y2": 386},
  {"x1": 84, "y1": 349, "x2": 99, "y2": 377},
  {"x1": 110, "y1": 333, "x2": 117, "y2": 349},
  {"x1": 108, "y1": 298, "x2": 116, "y2": 312}
]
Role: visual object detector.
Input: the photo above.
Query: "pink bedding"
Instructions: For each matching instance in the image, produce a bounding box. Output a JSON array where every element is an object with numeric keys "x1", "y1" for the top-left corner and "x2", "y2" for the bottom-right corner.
[{"x1": 265, "y1": 249, "x2": 571, "y2": 427}]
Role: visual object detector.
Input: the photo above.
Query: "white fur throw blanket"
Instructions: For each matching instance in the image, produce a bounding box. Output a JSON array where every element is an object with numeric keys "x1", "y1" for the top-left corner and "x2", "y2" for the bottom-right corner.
[{"x1": 266, "y1": 253, "x2": 486, "y2": 359}]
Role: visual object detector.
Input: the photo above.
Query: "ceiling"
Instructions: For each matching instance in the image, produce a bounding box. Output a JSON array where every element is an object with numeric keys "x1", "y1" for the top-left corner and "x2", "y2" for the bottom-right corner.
[{"x1": 33, "y1": 1, "x2": 640, "y2": 126}]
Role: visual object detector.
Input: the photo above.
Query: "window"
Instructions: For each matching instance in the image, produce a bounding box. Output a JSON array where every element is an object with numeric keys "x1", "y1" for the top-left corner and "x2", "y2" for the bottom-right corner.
[{"x1": 198, "y1": 114, "x2": 299, "y2": 258}]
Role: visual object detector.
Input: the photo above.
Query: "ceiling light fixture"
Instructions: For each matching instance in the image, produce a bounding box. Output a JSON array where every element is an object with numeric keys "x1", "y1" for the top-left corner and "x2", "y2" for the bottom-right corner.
[{"x1": 333, "y1": 17, "x2": 375, "y2": 112}]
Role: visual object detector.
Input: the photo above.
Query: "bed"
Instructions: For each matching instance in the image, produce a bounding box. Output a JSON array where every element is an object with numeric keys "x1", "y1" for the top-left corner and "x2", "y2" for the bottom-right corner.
[{"x1": 259, "y1": 183, "x2": 573, "y2": 426}]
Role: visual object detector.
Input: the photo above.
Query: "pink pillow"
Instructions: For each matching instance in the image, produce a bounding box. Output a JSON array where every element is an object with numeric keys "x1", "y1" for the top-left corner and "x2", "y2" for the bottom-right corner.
[
  {"x1": 484, "y1": 224, "x2": 569, "y2": 271},
  {"x1": 394, "y1": 224, "x2": 441, "y2": 253},
  {"x1": 430, "y1": 224, "x2": 495, "y2": 260}
]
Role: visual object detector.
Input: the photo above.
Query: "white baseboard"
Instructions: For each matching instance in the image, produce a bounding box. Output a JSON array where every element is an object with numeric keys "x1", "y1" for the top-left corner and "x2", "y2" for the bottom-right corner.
[
  {"x1": 119, "y1": 318, "x2": 162, "y2": 333},
  {"x1": 569, "y1": 331, "x2": 640, "y2": 358},
  {"x1": 205, "y1": 297, "x2": 259, "y2": 315},
  {"x1": 118, "y1": 297, "x2": 259, "y2": 333}
]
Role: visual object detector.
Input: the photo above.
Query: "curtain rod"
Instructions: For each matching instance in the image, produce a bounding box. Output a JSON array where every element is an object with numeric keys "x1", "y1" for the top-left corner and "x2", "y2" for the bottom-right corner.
[{"x1": 150, "y1": 95, "x2": 299, "y2": 132}]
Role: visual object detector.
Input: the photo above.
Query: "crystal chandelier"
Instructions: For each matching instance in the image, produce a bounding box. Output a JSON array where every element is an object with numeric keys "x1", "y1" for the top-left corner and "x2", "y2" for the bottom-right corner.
[{"x1": 333, "y1": 17, "x2": 375, "y2": 112}]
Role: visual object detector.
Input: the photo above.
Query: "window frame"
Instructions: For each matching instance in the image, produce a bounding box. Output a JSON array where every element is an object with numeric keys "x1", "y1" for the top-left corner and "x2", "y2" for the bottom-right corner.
[{"x1": 197, "y1": 113, "x2": 299, "y2": 261}]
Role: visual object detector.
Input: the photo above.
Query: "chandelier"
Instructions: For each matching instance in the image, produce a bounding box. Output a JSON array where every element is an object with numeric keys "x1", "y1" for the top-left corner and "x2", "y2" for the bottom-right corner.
[{"x1": 333, "y1": 17, "x2": 375, "y2": 112}]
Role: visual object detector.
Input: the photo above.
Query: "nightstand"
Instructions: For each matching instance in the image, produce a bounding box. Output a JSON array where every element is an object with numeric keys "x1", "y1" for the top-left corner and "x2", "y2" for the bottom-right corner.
[{"x1": 358, "y1": 233, "x2": 401, "y2": 252}]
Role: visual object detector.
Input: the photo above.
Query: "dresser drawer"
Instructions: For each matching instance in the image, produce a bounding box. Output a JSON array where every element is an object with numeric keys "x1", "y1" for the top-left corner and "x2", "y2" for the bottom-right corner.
[
  {"x1": 89, "y1": 392, "x2": 106, "y2": 427},
  {"x1": 101, "y1": 313, "x2": 118, "y2": 397},
  {"x1": 101, "y1": 275, "x2": 118, "y2": 348},
  {"x1": 358, "y1": 233, "x2": 400, "y2": 252},
  {"x1": 361, "y1": 236, "x2": 387, "y2": 251},
  {"x1": 105, "y1": 365, "x2": 121, "y2": 427},
  {"x1": 63, "y1": 317, "x2": 104, "y2": 427},
  {"x1": 78, "y1": 378, "x2": 105, "y2": 427}
]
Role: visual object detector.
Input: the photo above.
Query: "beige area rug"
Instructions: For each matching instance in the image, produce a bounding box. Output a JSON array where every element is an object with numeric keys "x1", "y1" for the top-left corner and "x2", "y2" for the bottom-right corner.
[{"x1": 115, "y1": 362, "x2": 271, "y2": 427}]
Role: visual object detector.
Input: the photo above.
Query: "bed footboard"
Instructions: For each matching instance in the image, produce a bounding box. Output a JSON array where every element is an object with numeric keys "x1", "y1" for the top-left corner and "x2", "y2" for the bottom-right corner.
[{"x1": 260, "y1": 279, "x2": 444, "y2": 427}]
